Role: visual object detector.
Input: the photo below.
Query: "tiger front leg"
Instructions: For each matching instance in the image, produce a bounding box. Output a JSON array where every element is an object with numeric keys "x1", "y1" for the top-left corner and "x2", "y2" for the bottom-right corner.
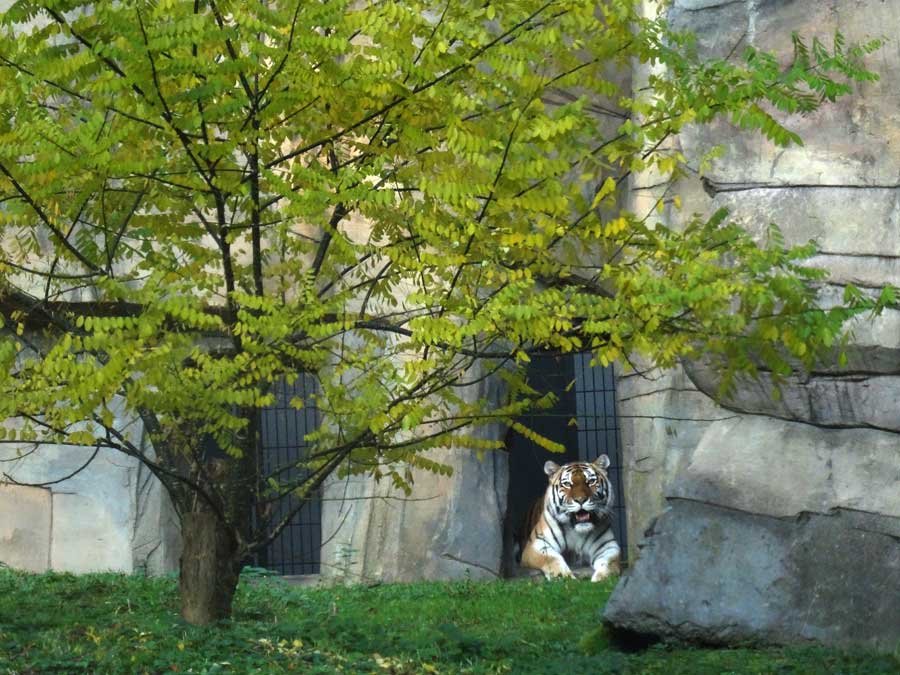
[
  {"x1": 521, "y1": 539, "x2": 575, "y2": 580},
  {"x1": 590, "y1": 540, "x2": 621, "y2": 582}
]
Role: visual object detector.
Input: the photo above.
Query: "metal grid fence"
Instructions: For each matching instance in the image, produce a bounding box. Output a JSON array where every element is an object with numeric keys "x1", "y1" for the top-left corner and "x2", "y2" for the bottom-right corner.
[
  {"x1": 572, "y1": 353, "x2": 627, "y2": 557},
  {"x1": 257, "y1": 374, "x2": 322, "y2": 575}
]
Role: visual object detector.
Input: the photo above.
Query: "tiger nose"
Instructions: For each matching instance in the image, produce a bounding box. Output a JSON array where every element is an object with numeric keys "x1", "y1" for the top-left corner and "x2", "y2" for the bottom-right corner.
[{"x1": 574, "y1": 496, "x2": 587, "y2": 505}]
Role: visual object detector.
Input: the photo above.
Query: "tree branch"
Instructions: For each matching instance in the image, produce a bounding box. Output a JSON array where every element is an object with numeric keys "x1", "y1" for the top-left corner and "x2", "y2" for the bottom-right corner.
[
  {"x1": 2, "y1": 443, "x2": 101, "y2": 487},
  {"x1": 0, "y1": 162, "x2": 102, "y2": 273}
]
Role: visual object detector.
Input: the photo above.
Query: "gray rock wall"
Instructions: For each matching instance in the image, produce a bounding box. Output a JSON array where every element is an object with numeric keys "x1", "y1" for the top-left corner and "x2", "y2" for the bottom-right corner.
[
  {"x1": 617, "y1": 360, "x2": 737, "y2": 559},
  {"x1": 320, "y1": 363, "x2": 509, "y2": 582},
  {"x1": 0, "y1": 484, "x2": 51, "y2": 572},
  {"x1": 609, "y1": 0, "x2": 900, "y2": 650},
  {"x1": 0, "y1": 417, "x2": 180, "y2": 575},
  {"x1": 320, "y1": 447, "x2": 509, "y2": 582}
]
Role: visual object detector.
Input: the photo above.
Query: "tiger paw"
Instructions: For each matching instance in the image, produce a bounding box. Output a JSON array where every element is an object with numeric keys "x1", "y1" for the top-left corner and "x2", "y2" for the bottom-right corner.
[{"x1": 590, "y1": 561, "x2": 620, "y2": 582}]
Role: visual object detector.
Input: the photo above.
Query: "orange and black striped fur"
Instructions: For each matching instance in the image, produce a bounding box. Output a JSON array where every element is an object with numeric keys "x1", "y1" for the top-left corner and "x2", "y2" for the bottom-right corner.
[{"x1": 520, "y1": 455, "x2": 621, "y2": 582}]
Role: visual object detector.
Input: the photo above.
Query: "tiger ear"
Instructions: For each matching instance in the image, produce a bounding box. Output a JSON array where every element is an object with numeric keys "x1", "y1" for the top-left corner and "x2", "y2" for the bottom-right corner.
[
  {"x1": 592, "y1": 454, "x2": 610, "y2": 471},
  {"x1": 543, "y1": 461, "x2": 560, "y2": 476}
]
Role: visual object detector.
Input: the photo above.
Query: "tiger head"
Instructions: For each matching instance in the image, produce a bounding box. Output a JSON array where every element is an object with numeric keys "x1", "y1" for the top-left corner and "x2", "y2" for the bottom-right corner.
[{"x1": 544, "y1": 456, "x2": 613, "y2": 533}]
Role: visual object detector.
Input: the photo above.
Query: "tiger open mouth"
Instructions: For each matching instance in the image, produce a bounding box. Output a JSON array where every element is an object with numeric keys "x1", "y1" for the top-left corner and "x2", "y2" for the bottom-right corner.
[{"x1": 571, "y1": 510, "x2": 593, "y2": 525}]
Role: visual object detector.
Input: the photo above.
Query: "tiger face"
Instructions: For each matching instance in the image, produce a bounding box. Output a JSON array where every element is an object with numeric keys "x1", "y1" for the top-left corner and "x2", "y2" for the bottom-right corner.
[{"x1": 544, "y1": 456, "x2": 613, "y2": 534}]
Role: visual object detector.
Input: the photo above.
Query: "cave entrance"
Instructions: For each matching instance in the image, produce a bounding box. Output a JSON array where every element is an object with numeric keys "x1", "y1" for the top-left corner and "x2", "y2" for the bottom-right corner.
[{"x1": 504, "y1": 353, "x2": 627, "y2": 571}]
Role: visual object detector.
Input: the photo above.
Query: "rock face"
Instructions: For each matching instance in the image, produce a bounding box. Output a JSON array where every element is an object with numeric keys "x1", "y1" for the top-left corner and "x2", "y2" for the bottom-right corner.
[
  {"x1": 0, "y1": 416, "x2": 180, "y2": 575},
  {"x1": 670, "y1": 0, "x2": 900, "y2": 187},
  {"x1": 320, "y1": 447, "x2": 509, "y2": 582},
  {"x1": 0, "y1": 484, "x2": 51, "y2": 572},
  {"x1": 608, "y1": 0, "x2": 900, "y2": 652},
  {"x1": 617, "y1": 360, "x2": 738, "y2": 561},
  {"x1": 320, "y1": 363, "x2": 509, "y2": 583}
]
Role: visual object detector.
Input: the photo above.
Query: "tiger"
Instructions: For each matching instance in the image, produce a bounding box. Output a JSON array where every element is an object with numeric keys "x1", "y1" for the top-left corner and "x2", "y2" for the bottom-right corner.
[{"x1": 520, "y1": 455, "x2": 621, "y2": 582}]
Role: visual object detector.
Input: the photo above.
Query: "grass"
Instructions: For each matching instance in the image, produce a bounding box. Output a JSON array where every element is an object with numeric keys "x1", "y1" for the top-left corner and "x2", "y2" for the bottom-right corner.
[{"x1": 0, "y1": 566, "x2": 896, "y2": 674}]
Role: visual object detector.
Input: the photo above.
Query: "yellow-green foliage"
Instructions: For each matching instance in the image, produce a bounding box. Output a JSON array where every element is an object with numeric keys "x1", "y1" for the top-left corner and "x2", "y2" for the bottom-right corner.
[{"x1": 0, "y1": 1, "x2": 886, "y2": 534}]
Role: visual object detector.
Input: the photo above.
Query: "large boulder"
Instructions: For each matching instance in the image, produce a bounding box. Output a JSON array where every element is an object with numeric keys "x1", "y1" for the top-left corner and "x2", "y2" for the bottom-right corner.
[{"x1": 604, "y1": 415, "x2": 900, "y2": 652}]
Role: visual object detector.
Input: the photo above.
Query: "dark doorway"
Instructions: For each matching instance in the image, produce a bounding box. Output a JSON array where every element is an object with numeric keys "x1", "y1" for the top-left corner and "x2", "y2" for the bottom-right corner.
[
  {"x1": 256, "y1": 374, "x2": 322, "y2": 575},
  {"x1": 505, "y1": 353, "x2": 627, "y2": 565}
]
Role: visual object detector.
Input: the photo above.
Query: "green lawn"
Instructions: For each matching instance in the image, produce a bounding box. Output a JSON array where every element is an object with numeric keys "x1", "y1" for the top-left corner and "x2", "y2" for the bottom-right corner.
[{"x1": 0, "y1": 566, "x2": 895, "y2": 674}]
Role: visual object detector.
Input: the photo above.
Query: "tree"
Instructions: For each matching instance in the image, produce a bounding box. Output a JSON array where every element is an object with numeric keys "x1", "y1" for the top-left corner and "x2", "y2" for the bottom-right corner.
[{"x1": 0, "y1": 0, "x2": 884, "y2": 624}]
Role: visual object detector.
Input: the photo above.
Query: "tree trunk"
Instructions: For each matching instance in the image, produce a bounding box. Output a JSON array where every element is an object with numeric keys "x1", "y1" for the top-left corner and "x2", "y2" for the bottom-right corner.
[{"x1": 179, "y1": 507, "x2": 242, "y2": 625}]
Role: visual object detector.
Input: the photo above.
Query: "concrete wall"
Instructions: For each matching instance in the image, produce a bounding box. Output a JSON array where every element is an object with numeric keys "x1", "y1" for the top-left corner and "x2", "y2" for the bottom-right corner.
[
  {"x1": 320, "y1": 361, "x2": 510, "y2": 582},
  {"x1": 0, "y1": 420, "x2": 180, "y2": 575},
  {"x1": 0, "y1": 484, "x2": 51, "y2": 571}
]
